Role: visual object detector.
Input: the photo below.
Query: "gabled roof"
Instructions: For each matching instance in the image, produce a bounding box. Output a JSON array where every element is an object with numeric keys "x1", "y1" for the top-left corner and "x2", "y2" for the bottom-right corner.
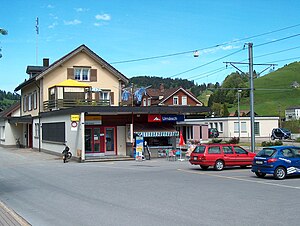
[
  {"x1": 147, "y1": 87, "x2": 202, "y2": 105},
  {"x1": 0, "y1": 102, "x2": 20, "y2": 119},
  {"x1": 15, "y1": 44, "x2": 129, "y2": 92}
]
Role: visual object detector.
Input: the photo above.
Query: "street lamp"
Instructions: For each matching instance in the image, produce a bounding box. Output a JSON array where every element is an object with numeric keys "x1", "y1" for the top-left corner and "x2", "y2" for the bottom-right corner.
[{"x1": 237, "y1": 89, "x2": 242, "y2": 138}]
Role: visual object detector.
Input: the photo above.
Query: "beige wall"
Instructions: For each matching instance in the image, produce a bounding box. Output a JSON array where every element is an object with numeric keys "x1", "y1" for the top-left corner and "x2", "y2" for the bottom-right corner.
[
  {"x1": 20, "y1": 83, "x2": 40, "y2": 117},
  {"x1": 41, "y1": 52, "x2": 121, "y2": 106}
]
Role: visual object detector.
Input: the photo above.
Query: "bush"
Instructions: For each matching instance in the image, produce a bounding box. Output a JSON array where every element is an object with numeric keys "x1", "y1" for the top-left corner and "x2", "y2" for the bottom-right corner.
[
  {"x1": 211, "y1": 138, "x2": 222, "y2": 143},
  {"x1": 228, "y1": 137, "x2": 240, "y2": 144},
  {"x1": 261, "y1": 140, "x2": 283, "y2": 147}
]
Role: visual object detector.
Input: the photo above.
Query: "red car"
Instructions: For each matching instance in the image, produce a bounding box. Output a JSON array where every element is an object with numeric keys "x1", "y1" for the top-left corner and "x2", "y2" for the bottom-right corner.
[{"x1": 189, "y1": 143, "x2": 256, "y2": 170}]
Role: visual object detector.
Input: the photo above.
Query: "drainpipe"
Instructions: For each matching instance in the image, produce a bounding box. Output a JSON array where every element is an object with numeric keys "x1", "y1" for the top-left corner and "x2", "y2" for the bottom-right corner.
[{"x1": 81, "y1": 112, "x2": 85, "y2": 162}]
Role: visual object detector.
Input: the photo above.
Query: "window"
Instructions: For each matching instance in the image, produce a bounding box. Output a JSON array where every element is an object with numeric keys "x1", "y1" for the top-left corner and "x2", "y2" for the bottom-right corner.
[
  {"x1": 234, "y1": 146, "x2": 247, "y2": 154},
  {"x1": 0, "y1": 126, "x2": 4, "y2": 140},
  {"x1": 281, "y1": 149, "x2": 294, "y2": 158},
  {"x1": 173, "y1": 96, "x2": 178, "y2": 105},
  {"x1": 23, "y1": 95, "x2": 27, "y2": 112},
  {"x1": 241, "y1": 122, "x2": 247, "y2": 132},
  {"x1": 234, "y1": 122, "x2": 239, "y2": 133},
  {"x1": 208, "y1": 146, "x2": 221, "y2": 154},
  {"x1": 42, "y1": 122, "x2": 65, "y2": 143},
  {"x1": 33, "y1": 91, "x2": 37, "y2": 109},
  {"x1": 35, "y1": 123, "x2": 39, "y2": 138},
  {"x1": 186, "y1": 126, "x2": 193, "y2": 140},
  {"x1": 147, "y1": 98, "x2": 151, "y2": 106},
  {"x1": 254, "y1": 122, "x2": 260, "y2": 135},
  {"x1": 182, "y1": 96, "x2": 187, "y2": 105},
  {"x1": 100, "y1": 91, "x2": 110, "y2": 100},
  {"x1": 223, "y1": 146, "x2": 234, "y2": 154},
  {"x1": 74, "y1": 68, "x2": 90, "y2": 81},
  {"x1": 219, "y1": 122, "x2": 223, "y2": 132},
  {"x1": 143, "y1": 98, "x2": 146, "y2": 106},
  {"x1": 28, "y1": 94, "x2": 32, "y2": 111}
]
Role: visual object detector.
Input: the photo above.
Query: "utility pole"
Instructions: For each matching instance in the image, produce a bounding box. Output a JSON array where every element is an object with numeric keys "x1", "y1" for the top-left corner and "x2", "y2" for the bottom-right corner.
[
  {"x1": 248, "y1": 43, "x2": 255, "y2": 152},
  {"x1": 224, "y1": 43, "x2": 277, "y2": 152}
]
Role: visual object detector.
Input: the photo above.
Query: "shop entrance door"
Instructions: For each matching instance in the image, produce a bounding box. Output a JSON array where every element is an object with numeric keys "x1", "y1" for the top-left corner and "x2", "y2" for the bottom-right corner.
[
  {"x1": 105, "y1": 127, "x2": 115, "y2": 155},
  {"x1": 85, "y1": 127, "x2": 101, "y2": 153}
]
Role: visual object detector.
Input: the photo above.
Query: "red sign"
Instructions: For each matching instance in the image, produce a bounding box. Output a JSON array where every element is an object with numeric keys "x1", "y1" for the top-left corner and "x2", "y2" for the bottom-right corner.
[{"x1": 148, "y1": 114, "x2": 162, "y2": 122}]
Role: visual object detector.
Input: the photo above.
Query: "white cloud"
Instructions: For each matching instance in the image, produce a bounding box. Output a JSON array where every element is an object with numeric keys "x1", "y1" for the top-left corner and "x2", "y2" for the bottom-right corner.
[
  {"x1": 64, "y1": 19, "x2": 82, "y2": 25},
  {"x1": 94, "y1": 23, "x2": 101, "y2": 27},
  {"x1": 47, "y1": 4, "x2": 54, "y2": 8},
  {"x1": 95, "y1": 14, "x2": 111, "y2": 21},
  {"x1": 75, "y1": 8, "x2": 89, "y2": 12},
  {"x1": 48, "y1": 22, "x2": 58, "y2": 29}
]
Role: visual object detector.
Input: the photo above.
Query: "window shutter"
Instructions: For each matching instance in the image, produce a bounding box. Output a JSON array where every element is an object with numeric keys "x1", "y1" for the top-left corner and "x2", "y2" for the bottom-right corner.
[
  {"x1": 110, "y1": 92, "x2": 114, "y2": 105},
  {"x1": 67, "y1": 68, "x2": 74, "y2": 79},
  {"x1": 90, "y1": 69, "x2": 97, "y2": 82}
]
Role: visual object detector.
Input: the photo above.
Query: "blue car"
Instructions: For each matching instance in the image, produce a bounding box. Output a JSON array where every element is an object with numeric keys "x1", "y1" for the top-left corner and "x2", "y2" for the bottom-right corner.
[{"x1": 251, "y1": 146, "x2": 300, "y2": 180}]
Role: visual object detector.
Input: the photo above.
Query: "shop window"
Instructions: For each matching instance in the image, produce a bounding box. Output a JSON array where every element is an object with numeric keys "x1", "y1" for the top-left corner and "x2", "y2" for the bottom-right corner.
[{"x1": 42, "y1": 122, "x2": 65, "y2": 143}]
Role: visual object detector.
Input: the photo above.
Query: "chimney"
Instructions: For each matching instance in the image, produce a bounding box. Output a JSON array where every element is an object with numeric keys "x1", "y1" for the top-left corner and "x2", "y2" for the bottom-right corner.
[
  {"x1": 159, "y1": 83, "x2": 164, "y2": 93},
  {"x1": 43, "y1": 58, "x2": 49, "y2": 67}
]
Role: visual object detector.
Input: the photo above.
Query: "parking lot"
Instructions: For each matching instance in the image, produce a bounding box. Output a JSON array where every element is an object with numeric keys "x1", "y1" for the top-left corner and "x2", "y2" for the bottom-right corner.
[{"x1": 0, "y1": 147, "x2": 299, "y2": 226}]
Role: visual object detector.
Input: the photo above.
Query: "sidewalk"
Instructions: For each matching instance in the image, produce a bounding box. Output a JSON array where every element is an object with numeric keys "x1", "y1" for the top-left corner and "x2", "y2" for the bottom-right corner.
[{"x1": 0, "y1": 201, "x2": 30, "y2": 226}]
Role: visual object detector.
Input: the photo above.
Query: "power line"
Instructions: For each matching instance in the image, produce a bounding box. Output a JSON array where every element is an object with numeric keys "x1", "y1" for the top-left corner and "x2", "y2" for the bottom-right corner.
[
  {"x1": 255, "y1": 33, "x2": 300, "y2": 48},
  {"x1": 169, "y1": 48, "x2": 244, "y2": 78},
  {"x1": 266, "y1": 56, "x2": 300, "y2": 64},
  {"x1": 110, "y1": 23, "x2": 300, "y2": 65}
]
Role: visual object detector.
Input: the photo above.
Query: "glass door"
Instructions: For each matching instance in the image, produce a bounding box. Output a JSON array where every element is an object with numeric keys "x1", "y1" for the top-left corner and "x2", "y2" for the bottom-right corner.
[
  {"x1": 105, "y1": 127, "x2": 115, "y2": 155},
  {"x1": 85, "y1": 127, "x2": 101, "y2": 153}
]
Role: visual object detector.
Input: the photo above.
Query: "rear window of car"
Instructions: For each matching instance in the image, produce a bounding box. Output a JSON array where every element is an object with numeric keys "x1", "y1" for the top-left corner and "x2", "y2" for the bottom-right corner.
[
  {"x1": 193, "y1": 146, "x2": 206, "y2": 154},
  {"x1": 257, "y1": 148, "x2": 276, "y2": 157}
]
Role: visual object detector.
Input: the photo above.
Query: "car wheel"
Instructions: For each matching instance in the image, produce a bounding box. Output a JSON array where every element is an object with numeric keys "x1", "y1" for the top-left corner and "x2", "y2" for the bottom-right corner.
[
  {"x1": 274, "y1": 167, "x2": 286, "y2": 180},
  {"x1": 271, "y1": 135, "x2": 275, "y2": 140},
  {"x1": 214, "y1": 160, "x2": 224, "y2": 171},
  {"x1": 200, "y1": 165, "x2": 209, "y2": 170},
  {"x1": 255, "y1": 172, "x2": 266, "y2": 178}
]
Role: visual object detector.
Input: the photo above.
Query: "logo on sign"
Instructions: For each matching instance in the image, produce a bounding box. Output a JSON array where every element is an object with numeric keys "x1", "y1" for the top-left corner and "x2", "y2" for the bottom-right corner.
[{"x1": 148, "y1": 114, "x2": 162, "y2": 122}]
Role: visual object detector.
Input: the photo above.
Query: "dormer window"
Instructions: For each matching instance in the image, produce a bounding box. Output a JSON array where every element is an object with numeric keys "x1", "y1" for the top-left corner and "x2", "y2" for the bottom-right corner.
[
  {"x1": 173, "y1": 96, "x2": 179, "y2": 105},
  {"x1": 74, "y1": 68, "x2": 90, "y2": 81}
]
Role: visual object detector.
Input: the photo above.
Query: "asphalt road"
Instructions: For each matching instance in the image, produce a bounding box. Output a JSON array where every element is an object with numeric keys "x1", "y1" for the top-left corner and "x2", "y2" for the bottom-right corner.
[{"x1": 0, "y1": 147, "x2": 299, "y2": 226}]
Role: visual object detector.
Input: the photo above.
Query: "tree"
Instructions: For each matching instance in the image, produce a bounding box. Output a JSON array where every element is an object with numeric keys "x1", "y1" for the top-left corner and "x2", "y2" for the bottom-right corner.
[{"x1": 0, "y1": 28, "x2": 8, "y2": 35}]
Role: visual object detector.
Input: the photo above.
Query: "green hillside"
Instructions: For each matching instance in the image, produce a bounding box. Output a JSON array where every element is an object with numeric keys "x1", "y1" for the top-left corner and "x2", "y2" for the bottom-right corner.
[{"x1": 240, "y1": 62, "x2": 300, "y2": 117}]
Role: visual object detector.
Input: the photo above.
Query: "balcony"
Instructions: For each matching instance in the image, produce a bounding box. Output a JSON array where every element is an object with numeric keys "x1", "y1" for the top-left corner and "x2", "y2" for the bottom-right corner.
[{"x1": 43, "y1": 98, "x2": 110, "y2": 111}]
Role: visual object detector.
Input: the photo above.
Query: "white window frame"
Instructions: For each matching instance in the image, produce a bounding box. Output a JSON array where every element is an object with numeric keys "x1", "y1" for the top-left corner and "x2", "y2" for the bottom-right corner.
[
  {"x1": 28, "y1": 94, "x2": 32, "y2": 111},
  {"x1": 33, "y1": 91, "x2": 37, "y2": 109},
  {"x1": 147, "y1": 98, "x2": 151, "y2": 106},
  {"x1": 234, "y1": 122, "x2": 239, "y2": 133},
  {"x1": 35, "y1": 123, "x2": 39, "y2": 138},
  {"x1": 100, "y1": 91, "x2": 110, "y2": 100},
  {"x1": 182, "y1": 96, "x2": 187, "y2": 105},
  {"x1": 241, "y1": 122, "x2": 247, "y2": 133},
  {"x1": 173, "y1": 96, "x2": 179, "y2": 105},
  {"x1": 74, "y1": 68, "x2": 90, "y2": 81},
  {"x1": 23, "y1": 95, "x2": 27, "y2": 112},
  {"x1": 219, "y1": 122, "x2": 223, "y2": 132},
  {"x1": 0, "y1": 126, "x2": 5, "y2": 140}
]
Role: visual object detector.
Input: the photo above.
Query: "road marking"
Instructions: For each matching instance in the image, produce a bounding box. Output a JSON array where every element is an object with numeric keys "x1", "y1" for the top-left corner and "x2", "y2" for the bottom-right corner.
[{"x1": 178, "y1": 169, "x2": 300, "y2": 190}]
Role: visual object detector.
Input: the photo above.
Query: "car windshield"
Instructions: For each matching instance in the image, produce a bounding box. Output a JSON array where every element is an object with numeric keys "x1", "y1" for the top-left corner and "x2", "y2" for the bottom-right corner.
[
  {"x1": 281, "y1": 128, "x2": 290, "y2": 133},
  {"x1": 257, "y1": 148, "x2": 276, "y2": 157},
  {"x1": 193, "y1": 146, "x2": 205, "y2": 154}
]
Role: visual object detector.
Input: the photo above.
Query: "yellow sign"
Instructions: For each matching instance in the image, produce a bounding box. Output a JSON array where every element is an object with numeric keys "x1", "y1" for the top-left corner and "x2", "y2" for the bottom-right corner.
[
  {"x1": 70, "y1": 114, "x2": 80, "y2": 122},
  {"x1": 85, "y1": 115, "x2": 102, "y2": 121}
]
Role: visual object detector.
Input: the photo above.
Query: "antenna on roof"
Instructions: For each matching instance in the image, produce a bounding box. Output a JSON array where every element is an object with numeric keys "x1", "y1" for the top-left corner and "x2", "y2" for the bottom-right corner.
[{"x1": 35, "y1": 17, "x2": 39, "y2": 65}]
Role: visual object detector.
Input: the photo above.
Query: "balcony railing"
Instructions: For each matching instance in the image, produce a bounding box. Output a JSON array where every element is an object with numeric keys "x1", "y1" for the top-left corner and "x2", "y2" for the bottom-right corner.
[{"x1": 43, "y1": 99, "x2": 110, "y2": 111}]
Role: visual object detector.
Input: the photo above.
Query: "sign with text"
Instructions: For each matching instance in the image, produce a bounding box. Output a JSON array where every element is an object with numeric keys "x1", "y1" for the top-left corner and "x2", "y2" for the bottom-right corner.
[{"x1": 162, "y1": 115, "x2": 184, "y2": 122}]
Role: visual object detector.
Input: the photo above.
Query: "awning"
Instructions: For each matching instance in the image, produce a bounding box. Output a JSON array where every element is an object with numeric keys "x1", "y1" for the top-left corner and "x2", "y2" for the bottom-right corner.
[
  {"x1": 134, "y1": 123, "x2": 179, "y2": 137},
  {"x1": 8, "y1": 115, "x2": 33, "y2": 124},
  {"x1": 49, "y1": 79, "x2": 91, "y2": 88}
]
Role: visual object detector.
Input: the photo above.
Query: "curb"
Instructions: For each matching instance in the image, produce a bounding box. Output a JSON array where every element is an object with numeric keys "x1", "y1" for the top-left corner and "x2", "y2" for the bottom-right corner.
[{"x1": 0, "y1": 201, "x2": 31, "y2": 226}]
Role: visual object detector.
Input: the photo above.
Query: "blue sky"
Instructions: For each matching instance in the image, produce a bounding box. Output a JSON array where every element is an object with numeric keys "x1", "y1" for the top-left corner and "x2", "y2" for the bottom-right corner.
[{"x1": 1, "y1": 0, "x2": 300, "y2": 92}]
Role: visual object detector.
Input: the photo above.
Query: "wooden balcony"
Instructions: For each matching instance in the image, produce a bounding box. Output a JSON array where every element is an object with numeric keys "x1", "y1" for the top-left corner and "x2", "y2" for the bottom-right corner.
[{"x1": 43, "y1": 99, "x2": 110, "y2": 111}]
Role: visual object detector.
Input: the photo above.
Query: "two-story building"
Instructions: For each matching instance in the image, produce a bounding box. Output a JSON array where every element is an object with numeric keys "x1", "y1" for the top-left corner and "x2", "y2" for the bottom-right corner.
[{"x1": 1, "y1": 44, "x2": 210, "y2": 160}]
